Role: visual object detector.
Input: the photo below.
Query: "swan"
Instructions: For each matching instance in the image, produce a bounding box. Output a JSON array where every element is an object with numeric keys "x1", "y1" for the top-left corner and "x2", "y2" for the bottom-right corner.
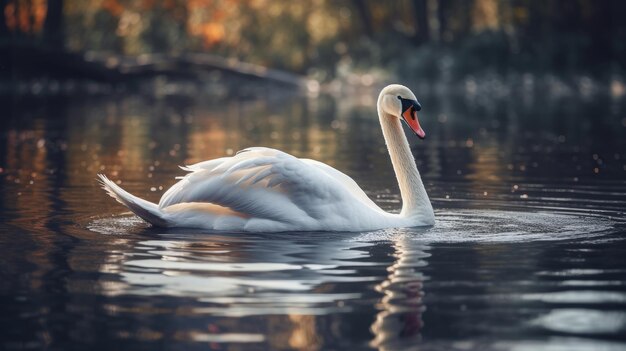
[{"x1": 98, "y1": 84, "x2": 434, "y2": 232}]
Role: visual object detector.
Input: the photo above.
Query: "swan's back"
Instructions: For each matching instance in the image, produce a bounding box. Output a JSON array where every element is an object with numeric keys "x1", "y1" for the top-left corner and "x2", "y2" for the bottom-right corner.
[{"x1": 149, "y1": 147, "x2": 390, "y2": 231}]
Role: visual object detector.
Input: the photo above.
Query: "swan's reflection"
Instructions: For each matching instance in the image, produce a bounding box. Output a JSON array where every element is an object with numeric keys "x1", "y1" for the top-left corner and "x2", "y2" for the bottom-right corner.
[
  {"x1": 91, "y1": 221, "x2": 432, "y2": 349},
  {"x1": 93, "y1": 229, "x2": 367, "y2": 349},
  {"x1": 370, "y1": 231, "x2": 431, "y2": 350}
]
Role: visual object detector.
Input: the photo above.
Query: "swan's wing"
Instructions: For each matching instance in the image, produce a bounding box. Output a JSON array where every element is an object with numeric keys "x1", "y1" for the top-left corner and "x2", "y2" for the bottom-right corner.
[
  {"x1": 180, "y1": 157, "x2": 229, "y2": 172},
  {"x1": 158, "y1": 147, "x2": 360, "y2": 223},
  {"x1": 300, "y1": 159, "x2": 380, "y2": 210}
]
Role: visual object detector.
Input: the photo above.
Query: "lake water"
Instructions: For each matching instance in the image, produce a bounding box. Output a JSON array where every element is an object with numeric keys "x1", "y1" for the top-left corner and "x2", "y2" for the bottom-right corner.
[{"x1": 1, "y1": 84, "x2": 625, "y2": 350}]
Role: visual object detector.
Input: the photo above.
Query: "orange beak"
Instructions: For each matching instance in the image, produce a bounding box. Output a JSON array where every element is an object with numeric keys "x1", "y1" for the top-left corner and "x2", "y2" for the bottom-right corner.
[{"x1": 402, "y1": 106, "x2": 426, "y2": 139}]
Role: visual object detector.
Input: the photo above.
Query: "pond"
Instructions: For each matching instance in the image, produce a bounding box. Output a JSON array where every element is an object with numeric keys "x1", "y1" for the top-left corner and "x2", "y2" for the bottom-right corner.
[{"x1": 1, "y1": 84, "x2": 625, "y2": 350}]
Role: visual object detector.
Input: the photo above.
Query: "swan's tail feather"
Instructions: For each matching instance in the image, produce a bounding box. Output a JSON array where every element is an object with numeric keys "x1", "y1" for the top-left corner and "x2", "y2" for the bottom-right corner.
[{"x1": 98, "y1": 174, "x2": 169, "y2": 227}]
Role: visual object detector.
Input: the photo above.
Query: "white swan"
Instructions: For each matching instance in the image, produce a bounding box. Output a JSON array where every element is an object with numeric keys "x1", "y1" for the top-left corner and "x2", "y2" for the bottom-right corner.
[{"x1": 99, "y1": 84, "x2": 434, "y2": 232}]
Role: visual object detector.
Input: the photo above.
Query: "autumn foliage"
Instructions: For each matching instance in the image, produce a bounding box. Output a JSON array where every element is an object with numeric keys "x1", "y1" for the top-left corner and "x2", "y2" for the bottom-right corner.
[{"x1": 1, "y1": 0, "x2": 625, "y2": 77}]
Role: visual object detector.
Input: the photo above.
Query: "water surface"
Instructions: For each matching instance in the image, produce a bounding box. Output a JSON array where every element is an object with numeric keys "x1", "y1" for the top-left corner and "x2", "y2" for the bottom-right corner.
[{"x1": 1, "y1": 86, "x2": 625, "y2": 350}]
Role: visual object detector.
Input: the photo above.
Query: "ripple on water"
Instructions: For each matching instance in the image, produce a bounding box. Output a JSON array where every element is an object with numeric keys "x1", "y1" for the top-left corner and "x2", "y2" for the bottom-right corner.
[
  {"x1": 89, "y1": 209, "x2": 617, "y2": 243},
  {"x1": 356, "y1": 209, "x2": 617, "y2": 243},
  {"x1": 531, "y1": 309, "x2": 626, "y2": 335},
  {"x1": 88, "y1": 214, "x2": 149, "y2": 235},
  {"x1": 86, "y1": 209, "x2": 618, "y2": 309}
]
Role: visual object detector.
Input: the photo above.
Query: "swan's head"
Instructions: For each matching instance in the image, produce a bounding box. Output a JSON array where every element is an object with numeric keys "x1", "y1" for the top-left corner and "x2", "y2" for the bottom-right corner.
[{"x1": 379, "y1": 84, "x2": 426, "y2": 139}]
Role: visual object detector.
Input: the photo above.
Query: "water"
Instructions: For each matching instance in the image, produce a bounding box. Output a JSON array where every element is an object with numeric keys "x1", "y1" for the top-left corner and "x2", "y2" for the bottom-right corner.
[{"x1": 1, "y1": 86, "x2": 625, "y2": 350}]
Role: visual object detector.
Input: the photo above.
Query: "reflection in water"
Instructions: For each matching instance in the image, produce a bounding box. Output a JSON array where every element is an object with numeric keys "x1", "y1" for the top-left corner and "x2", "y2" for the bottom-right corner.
[
  {"x1": 371, "y1": 233, "x2": 430, "y2": 349},
  {"x1": 1, "y1": 90, "x2": 625, "y2": 350},
  {"x1": 532, "y1": 309, "x2": 626, "y2": 335},
  {"x1": 85, "y1": 228, "x2": 387, "y2": 349}
]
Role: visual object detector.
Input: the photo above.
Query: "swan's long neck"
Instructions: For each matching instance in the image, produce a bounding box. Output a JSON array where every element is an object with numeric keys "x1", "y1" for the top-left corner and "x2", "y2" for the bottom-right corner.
[{"x1": 377, "y1": 102, "x2": 433, "y2": 218}]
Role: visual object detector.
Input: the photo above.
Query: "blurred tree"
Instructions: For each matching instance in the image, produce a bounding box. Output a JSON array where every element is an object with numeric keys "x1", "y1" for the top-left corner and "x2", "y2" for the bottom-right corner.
[
  {"x1": 584, "y1": 0, "x2": 615, "y2": 69},
  {"x1": 138, "y1": 0, "x2": 188, "y2": 53},
  {"x1": 0, "y1": 0, "x2": 8, "y2": 37},
  {"x1": 3, "y1": 0, "x2": 46, "y2": 37},
  {"x1": 352, "y1": 0, "x2": 373, "y2": 38},
  {"x1": 412, "y1": 0, "x2": 429, "y2": 44},
  {"x1": 44, "y1": 0, "x2": 63, "y2": 47},
  {"x1": 437, "y1": 0, "x2": 448, "y2": 41},
  {"x1": 2, "y1": 0, "x2": 626, "y2": 81},
  {"x1": 471, "y1": 0, "x2": 499, "y2": 32}
]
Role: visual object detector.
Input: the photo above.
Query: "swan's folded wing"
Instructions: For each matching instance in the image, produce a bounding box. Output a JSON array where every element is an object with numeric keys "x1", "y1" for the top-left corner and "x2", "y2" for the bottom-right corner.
[
  {"x1": 300, "y1": 159, "x2": 380, "y2": 211},
  {"x1": 158, "y1": 147, "x2": 342, "y2": 222},
  {"x1": 180, "y1": 157, "x2": 229, "y2": 172}
]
